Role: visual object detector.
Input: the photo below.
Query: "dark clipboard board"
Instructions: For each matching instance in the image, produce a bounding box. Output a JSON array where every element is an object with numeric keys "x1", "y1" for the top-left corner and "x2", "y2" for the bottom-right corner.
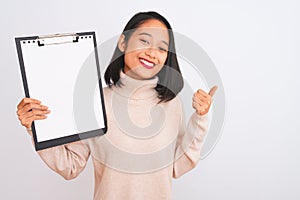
[{"x1": 15, "y1": 32, "x2": 107, "y2": 151}]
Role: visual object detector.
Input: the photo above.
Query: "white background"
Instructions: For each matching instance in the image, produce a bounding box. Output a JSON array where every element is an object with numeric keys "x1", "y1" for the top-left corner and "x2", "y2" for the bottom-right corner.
[{"x1": 0, "y1": 0, "x2": 299, "y2": 199}]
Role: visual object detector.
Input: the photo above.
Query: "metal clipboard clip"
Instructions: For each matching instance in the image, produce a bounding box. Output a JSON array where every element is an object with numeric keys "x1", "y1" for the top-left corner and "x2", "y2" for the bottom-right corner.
[{"x1": 37, "y1": 33, "x2": 79, "y2": 46}]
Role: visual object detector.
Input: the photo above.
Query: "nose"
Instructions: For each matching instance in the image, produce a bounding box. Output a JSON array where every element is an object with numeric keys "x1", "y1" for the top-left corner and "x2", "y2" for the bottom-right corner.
[{"x1": 145, "y1": 47, "x2": 156, "y2": 59}]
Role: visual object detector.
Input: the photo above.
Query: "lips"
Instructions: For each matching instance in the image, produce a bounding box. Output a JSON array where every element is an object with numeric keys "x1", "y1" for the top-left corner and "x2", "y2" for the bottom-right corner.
[{"x1": 139, "y1": 58, "x2": 155, "y2": 69}]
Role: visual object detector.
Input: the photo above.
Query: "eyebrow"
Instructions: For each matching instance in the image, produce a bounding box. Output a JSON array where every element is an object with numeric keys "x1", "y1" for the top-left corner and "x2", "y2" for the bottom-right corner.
[{"x1": 138, "y1": 32, "x2": 169, "y2": 46}]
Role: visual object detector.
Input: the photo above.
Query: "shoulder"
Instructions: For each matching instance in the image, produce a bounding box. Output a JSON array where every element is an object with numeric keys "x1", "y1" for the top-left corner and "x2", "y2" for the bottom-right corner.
[
  {"x1": 103, "y1": 86, "x2": 113, "y2": 95},
  {"x1": 165, "y1": 95, "x2": 182, "y2": 107},
  {"x1": 161, "y1": 95, "x2": 183, "y2": 115},
  {"x1": 102, "y1": 86, "x2": 114, "y2": 100}
]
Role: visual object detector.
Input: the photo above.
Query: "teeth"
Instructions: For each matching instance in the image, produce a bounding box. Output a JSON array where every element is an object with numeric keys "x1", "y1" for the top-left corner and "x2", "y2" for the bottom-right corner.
[{"x1": 140, "y1": 59, "x2": 154, "y2": 67}]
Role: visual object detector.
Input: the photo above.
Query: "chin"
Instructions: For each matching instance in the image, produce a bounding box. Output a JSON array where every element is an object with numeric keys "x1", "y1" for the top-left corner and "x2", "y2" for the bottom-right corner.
[
  {"x1": 135, "y1": 73, "x2": 156, "y2": 80},
  {"x1": 127, "y1": 67, "x2": 159, "y2": 80}
]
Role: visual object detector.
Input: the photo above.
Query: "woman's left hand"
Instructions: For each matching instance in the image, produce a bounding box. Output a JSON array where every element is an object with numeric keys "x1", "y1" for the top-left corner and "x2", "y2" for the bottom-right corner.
[{"x1": 192, "y1": 86, "x2": 218, "y2": 116}]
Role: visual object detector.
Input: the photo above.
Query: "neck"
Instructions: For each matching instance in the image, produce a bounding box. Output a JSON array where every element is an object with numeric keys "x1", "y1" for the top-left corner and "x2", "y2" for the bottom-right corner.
[{"x1": 112, "y1": 71, "x2": 159, "y2": 100}]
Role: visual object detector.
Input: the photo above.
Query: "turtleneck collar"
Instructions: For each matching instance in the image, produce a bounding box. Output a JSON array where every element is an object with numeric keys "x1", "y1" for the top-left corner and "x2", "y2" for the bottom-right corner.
[{"x1": 112, "y1": 71, "x2": 159, "y2": 100}]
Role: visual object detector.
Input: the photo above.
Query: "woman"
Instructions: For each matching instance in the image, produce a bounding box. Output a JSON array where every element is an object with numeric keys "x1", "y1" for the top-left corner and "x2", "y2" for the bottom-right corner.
[{"x1": 17, "y1": 11, "x2": 217, "y2": 200}]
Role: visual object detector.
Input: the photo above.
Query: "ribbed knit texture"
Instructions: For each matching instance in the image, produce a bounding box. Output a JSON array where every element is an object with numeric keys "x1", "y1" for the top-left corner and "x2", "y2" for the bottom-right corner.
[{"x1": 28, "y1": 71, "x2": 209, "y2": 200}]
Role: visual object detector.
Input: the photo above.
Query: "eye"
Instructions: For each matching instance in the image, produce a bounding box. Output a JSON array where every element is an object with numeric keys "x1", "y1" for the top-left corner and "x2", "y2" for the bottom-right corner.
[
  {"x1": 158, "y1": 47, "x2": 167, "y2": 52},
  {"x1": 140, "y1": 39, "x2": 150, "y2": 45}
]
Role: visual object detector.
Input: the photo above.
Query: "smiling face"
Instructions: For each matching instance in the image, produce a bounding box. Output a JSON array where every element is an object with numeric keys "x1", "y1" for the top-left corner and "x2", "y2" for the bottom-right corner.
[{"x1": 119, "y1": 19, "x2": 170, "y2": 80}]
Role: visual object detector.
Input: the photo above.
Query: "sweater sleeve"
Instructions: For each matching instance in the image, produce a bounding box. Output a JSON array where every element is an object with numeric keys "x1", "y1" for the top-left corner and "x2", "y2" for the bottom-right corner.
[
  {"x1": 26, "y1": 129, "x2": 90, "y2": 180},
  {"x1": 172, "y1": 105, "x2": 209, "y2": 179}
]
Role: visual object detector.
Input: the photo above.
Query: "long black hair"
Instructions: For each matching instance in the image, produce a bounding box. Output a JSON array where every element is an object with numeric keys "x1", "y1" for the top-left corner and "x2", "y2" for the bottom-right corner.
[{"x1": 104, "y1": 11, "x2": 184, "y2": 103}]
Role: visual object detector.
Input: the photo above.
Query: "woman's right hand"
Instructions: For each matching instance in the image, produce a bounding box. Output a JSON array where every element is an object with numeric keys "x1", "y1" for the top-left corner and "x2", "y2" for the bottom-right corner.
[{"x1": 17, "y1": 98, "x2": 50, "y2": 129}]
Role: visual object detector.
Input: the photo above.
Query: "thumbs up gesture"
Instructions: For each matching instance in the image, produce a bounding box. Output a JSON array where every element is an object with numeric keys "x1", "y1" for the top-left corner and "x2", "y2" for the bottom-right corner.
[{"x1": 192, "y1": 86, "x2": 218, "y2": 116}]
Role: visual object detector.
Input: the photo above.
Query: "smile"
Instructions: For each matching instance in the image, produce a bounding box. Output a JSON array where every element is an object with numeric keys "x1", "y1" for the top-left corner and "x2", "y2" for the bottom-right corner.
[{"x1": 139, "y1": 58, "x2": 155, "y2": 69}]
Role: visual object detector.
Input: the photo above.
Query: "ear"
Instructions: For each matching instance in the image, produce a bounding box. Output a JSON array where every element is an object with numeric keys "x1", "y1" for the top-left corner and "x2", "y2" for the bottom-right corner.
[{"x1": 117, "y1": 34, "x2": 126, "y2": 52}]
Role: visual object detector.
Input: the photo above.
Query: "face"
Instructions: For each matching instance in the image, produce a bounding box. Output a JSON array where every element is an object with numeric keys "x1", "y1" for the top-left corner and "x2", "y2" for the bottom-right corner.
[{"x1": 119, "y1": 19, "x2": 170, "y2": 80}]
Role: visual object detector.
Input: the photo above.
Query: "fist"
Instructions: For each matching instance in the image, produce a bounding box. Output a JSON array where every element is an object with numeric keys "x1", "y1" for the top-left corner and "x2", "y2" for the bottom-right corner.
[
  {"x1": 16, "y1": 98, "x2": 50, "y2": 129},
  {"x1": 192, "y1": 86, "x2": 218, "y2": 116}
]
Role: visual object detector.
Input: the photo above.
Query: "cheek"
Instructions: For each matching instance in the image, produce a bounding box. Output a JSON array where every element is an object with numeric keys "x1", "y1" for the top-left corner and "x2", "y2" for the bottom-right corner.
[
  {"x1": 158, "y1": 54, "x2": 168, "y2": 65},
  {"x1": 124, "y1": 53, "x2": 133, "y2": 67},
  {"x1": 124, "y1": 51, "x2": 139, "y2": 68},
  {"x1": 126, "y1": 39, "x2": 142, "y2": 53}
]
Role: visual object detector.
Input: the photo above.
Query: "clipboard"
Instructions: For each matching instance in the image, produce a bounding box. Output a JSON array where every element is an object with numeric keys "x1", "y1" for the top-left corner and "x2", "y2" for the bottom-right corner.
[{"x1": 15, "y1": 32, "x2": 107, "y2": 151}]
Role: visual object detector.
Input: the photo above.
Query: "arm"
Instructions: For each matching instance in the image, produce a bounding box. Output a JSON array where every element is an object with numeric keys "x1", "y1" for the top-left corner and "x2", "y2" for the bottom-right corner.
[
  {"x1": 17, "y1": 98, "x2": 90, "y2": 180},
  {"x1": 27, "y1": 129, "x2": 90, "y2": 180},
  {"x1": 172, "y1": 110, "x2": 209, "y2": 179},
  {"x1": 173, "y1": 86, "x2": 217, "y2": 178}
]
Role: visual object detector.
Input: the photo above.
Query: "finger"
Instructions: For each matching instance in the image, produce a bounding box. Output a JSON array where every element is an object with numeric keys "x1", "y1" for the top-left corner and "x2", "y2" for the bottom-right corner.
[
  {"x1": 208, "y1": 86, "x2": 218, "y2": 97},
  {"x1": 196, "y1": 89, "x2": 210, "y2": 98},
  {"x1": 23, "y1": 109, "x2": 51, "y2": 119},
  {"x1": 18, "y1": 103, "x2": 48, "y2": 116},
  {"x1": 17, "y1": 98, "x2": 41, "y2": 110},
  {"x1": 20, "y1": 119, "x2": 31, "y2": 129},
  {"x1": 20, "y1": 114, "x2": 48, "y2": 128},
  {"x1": 19, "y1": 110, "x2": 50, "y2": 128},
  {"x1": 26, "y1": 115, "x2": 48, "y2": 123},
  {"x1": 192, "y1": 101, "x2": 201, "y2": 112},
  {"x1": 194, "y1": 92, "x2": 212, "y2": 103},
  {"x1": 192, "y1": 101, "x2": 205, "y2": 115},
  {"x1": 193, "y1": 98, "x2": 210, "y2": 110},
  {"x1": 193, "y1": 95, "x2": 210, "y2": 105}
]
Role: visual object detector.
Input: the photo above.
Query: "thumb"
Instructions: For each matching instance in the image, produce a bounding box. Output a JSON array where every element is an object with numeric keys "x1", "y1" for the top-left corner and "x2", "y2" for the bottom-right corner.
[{"x1": 208, "y1": 86, "x2": 218, "y2": 97}]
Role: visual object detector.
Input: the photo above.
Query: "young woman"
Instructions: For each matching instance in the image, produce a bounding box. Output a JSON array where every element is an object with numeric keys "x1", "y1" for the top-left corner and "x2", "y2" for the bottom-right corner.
[{"x1": 16, "y1": 11, "x2": 217, "y2": 200}]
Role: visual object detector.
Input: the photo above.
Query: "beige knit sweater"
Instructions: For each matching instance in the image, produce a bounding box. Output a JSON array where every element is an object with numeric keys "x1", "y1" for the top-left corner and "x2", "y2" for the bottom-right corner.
[{"x1": 27, "y1": 72, "x2": 209, "y2": 200}]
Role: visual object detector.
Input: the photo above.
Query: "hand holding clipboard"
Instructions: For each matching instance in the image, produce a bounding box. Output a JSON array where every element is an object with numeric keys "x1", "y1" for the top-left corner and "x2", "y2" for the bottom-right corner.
[{"x1": 17, "y1": 98, "x2": 50, "y2": 129}]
